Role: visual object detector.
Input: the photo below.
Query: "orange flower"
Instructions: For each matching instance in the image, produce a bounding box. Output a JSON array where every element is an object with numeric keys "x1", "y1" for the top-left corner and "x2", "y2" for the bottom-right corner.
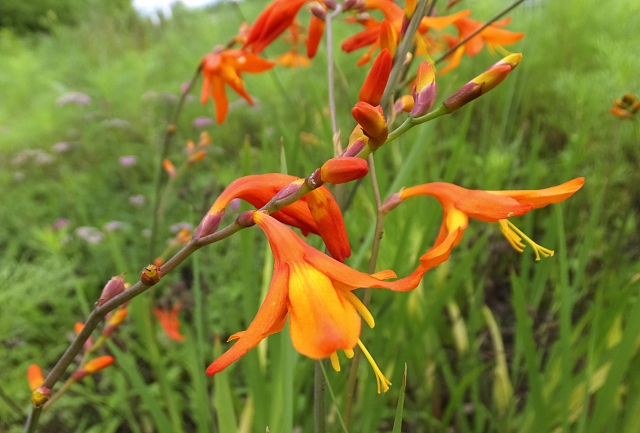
[
  {"x1": 200, "y1": 49, "x2": 275, "y2": 124},
  {"x1": 27, "y1": 365, "x2": 45, "y2": 391},
  {"x1": 439, "y1": 16, "x2": 524, "y2": 75},
  {"x1": 320, "y1": 157, "x2": 369, "y2": 184},
  {"x1": 206, "y1": 211, "x2": 425, "y2": 392},
  {"x1": 244, "y1": 0, "x2": 309, "y2": 54},
  {"x1": 307, "y1": 14, "x2": 326, "y2": 58},
  {"x1": 383, "y1": 178, "x2": 584, "y2": 265},
  {"x1": 154, "y1": 301, "x2": 187, "y2": 342},
  {"x1": 196, "y1": 174, "x2": 351, "y2": 262},
  {"x1": 351, "y1": 102, "x2": 388, "y2": 149},
  {"x1": 276, "y1": 50, "x2": 312, "y2": 67},
  {"x1": 610, "y1": 93, "x2": 639, "y2": 119}
]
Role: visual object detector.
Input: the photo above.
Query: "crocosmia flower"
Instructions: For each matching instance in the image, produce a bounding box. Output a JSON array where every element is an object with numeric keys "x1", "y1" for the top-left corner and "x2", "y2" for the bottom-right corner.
[
  {"x1": 243, "y1": 0, "x2": 309, "y2": 54},
  {"x1": 196, "y1": 174, "x2": 352, "y2": 262},
  {"x1": 206, "y1": 211, "x2": 426, "y2": 392},
  {"x1": 154, "y1": 301, "x2": 186, "y2": 342},
  {"x1": 382, "y1": 178, "x2": 584, "y2": 265},
  {"x1": 200, "y1": 49, "x2": 275, "y2": 124}
]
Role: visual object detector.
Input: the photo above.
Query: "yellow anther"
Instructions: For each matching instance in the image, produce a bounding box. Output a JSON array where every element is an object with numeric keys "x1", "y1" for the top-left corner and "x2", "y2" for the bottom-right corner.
[
  {"x1": 357, "y1": 339, "x2": 392, "y2": 393},
  {"x1": 498, "y1": 219, "x2": 555, "y2": 261},
  {"x1": 330, "y1": 352, "x2": 341, "y2": 372},
  {"x1": 341, "y1": 290, "x2": 375, "y2": 328},
  {"x1": 343, "y1": 348, "x2": 355, "y2": 359}
]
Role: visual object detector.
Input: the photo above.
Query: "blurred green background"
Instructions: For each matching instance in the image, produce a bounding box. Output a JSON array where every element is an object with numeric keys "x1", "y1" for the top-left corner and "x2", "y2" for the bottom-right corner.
[{"x1": 1, "y1": 0, "x2": 639, "y2": 432}]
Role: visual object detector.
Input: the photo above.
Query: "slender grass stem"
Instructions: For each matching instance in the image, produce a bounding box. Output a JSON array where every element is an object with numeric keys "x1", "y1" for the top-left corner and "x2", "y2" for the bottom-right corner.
[{"x1": 148, "y1": 66, "x2": 201, "y2": 260}]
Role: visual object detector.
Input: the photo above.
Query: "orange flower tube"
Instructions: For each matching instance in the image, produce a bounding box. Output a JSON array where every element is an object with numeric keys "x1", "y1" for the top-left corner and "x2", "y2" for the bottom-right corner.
[{"x1": 359, "y1": 49, "x2": 392, "y2": 106}]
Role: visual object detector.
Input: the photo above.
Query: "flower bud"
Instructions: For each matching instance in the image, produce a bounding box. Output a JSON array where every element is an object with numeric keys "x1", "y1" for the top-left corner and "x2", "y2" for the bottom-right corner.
[
  {"x1": 324, "y1": 0, "x2": 336, "y2": 9},
  {"x1": 410, "y1": 62, "x2": 437, "y2": 117},
  {"x1": 622, "y1": 92, "x2": 636, "y2": 105},
  {"x1": 443, "y1": 53, "x2": 522, "y2": 113},
  {"x1": 310, "y1": 4, "x2": 327, "y2": 20},
  {"x1": 381, "y1": 192, "x2": 405, "y2": 214},
  {"x1": 75, "y1": 322, "x2": 94, "y2": 351},
  {"x1": 351, "y1": 102, "x2": 388, "y2": 149},
  {"x1": 610, "y1": 107, "x2": 633, "y2": 119},
  {"x1": 394, "y1": 95, "x2": 414, "y2": 114},
  {"x1": 154, "y1": 257, "x2": 164, "y2": 267},
  {"x1": 32, "y1": 386, "x2": 51, "y2": 408},
  {"x1": 342, "y1": 138, "x2": 367, "y2": 157},
  {"x1": 359, "y1": 49, "x2": 392, "y2": 106},
  {"x1": 140, "y1": 264, "x2": 162, "y2": 285},
  {"x1": 237, "y1": 210, "x2": 257, "y2": 227},
  {"x1": 188, "y1": 150, "x2": 206, "y2": 164},
  {"x1": 163, "y1": 159, "x2": 176, "y2": 177},
  {"x1": 195, "y1": 210, "x2": 223, "y2": 238},
  {"x1": 71, "y1": 356, "x2": 114, "y2": 380},
  {"x1": 97, "y1": 274, "x2": 126, "y2": 307},
  {"x1": 379, "y1": 20, "x2": 398, "y2": 57},
  {"x1": 320, "y1": 157, "x2": 369, "y2": 184},
  {"x1": 27, "y1": 364, "x2": 44, "y2": 391},
  {"x1": 102, "y1": 309, "x2": 128, "y2": 337}
]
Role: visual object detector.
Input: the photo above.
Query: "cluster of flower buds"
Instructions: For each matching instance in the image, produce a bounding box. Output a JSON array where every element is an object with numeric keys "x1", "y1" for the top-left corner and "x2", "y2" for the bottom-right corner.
[
  {"x1": 611, "y1": 93, "x2": 639, "y2": 119},
  {"x1": 163, "y1": 131, "x2": 212, "y2": 179}
]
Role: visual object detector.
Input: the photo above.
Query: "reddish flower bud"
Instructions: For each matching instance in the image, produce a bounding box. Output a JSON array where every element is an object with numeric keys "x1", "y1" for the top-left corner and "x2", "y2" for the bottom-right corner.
[
  {"x1": 195, "y1": 211, "x2": 224, "y2": 238},
  {"x1": 272, "y1": 179, "x2": 305, "y2": 203},
  {"x1": 320, "y1": 157, "x2": 369, "y2": 184},
  {"x1": 325, "y1": 0, "x2": 337, "y2": 9},
  {"x1": 342, "y1": 138, "x2": 367, "y2": 157},
  {"x1": 96, "y1": 274, "x2": 126, "y2": 307},
  {"x1": 237, "y1": 210, "x2": 257, "y2": 227},
  {"x1": 381, "y1": 192, "x2": 405, "y2": 214},
  {"x1": 351, "y1": 102, "x2": 388, "y2": 149},
  {"x1": 27, "y1": 365, "x2": 44, "y2": 391},
  {"x1": 359, "y1": 49, "x2": 392, "y2": 106},
  {"x1": 310, "y1": 4, "x2": 327, "y2": 20},
  {"x1": 410, "y1": 62, "x2": 437, "y2": 117},
  {"x1": 394, "y1": 95, "x2": 414, "y2": 114},
  {"x1": 140, "y1": 264, "x2": 162, "y2": 286},
  {"x1": 443, "y1": 53, "x2": 522, "y2": 113}
]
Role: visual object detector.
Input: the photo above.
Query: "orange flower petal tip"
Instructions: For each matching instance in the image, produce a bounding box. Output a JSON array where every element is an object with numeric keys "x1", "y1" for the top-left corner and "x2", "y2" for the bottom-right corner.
[
  {"x1": 411, "y1": 62, "x2": 437, "y2": 117},
  {"x1": 74, "y1": 322, "x2": 84, "y2": 334},
  {"x1": 243, "y1": 0, "x2": 309, "y2": 54},
  {"x1": 154, "y1": 302, "x2": 187, "y2": 342},
  {"x1": 85, "y1": 356, "x2": 115, "y2": 373},
  {"x1": 488, "y1": 177, "x2": 584, "y2": 209},
  {"x1": 320, "y1": 157, "x2": 369, "y2": 184},
  {"x1": 27, "y1": 364, "x2": 45, "y2": 391},
  {"x1": 359, "y1": 48, "x2": 392, "y2": 106},
  {"x1": 351, "y1": 102, "x2": 388, "y2": 149}
]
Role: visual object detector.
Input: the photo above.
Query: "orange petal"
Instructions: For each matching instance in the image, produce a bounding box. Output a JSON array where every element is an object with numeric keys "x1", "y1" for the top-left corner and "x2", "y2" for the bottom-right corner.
[
  {"x1": 378, "y1": 19, "x2": 398, "y2": 57},
  {"x1": 288, "y1": 263, "x2": 361, "y2": 359},
  {"x1": 244, "y1": 0, "x2": 309, "y2": 54},
  {"x1": 85, "y1": 356, "x2": 114, "y2": 374},
  {"x1": 487, "y1": 178, "x2": 585, "y2": 209},
  {"x1": 211, "y1": 76, "x2": 229, "y2": 124},
  {"x1": 28, "y1": 365, "x2": 45, "y2": 391},
  {"x1": 305, "y1": 187, "x2": 351, "y2": 262},
  {"x1": 365, "y1": 0, "x2": 404, "y2": 21},
  {"x1": 480, "y1": 26, "x2": 524, "y2": 46},
  {"x1": 401, "y1": 182, "x2": 533, "y2": 222},
  {"x1": 419, "y1": 9, "x2": 471, "y2": 32},
  {"x1": 341, "y1": 26, "x2": 381, "y2": 53},
  {"x1": 307, "y1": 15, "x2": 326, "y2": 58},
  {"x1": 438, "y1": 45, "x2": 465, "y2": 75},
  {"x1": 206, "y1": 263, "x2": 289, "y2": 375},
  {"x1": 226, "y1": 50, "x2": 276, "y2": 73},
  {"x1": 359, "y1": 48, "x2": 392, "y2": 106}
]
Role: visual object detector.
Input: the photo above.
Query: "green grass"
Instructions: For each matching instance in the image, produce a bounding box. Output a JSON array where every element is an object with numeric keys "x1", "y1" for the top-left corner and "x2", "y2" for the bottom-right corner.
[{"x1": 1, "y1": 0, "x2": 640, "y2": 432}]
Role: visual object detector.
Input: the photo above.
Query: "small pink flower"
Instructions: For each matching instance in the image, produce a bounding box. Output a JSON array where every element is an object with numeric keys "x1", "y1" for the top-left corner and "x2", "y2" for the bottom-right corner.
[
  {"x1": 119, "y1": 156, "x2": 137, "y2": 166},
  {"x1": 51, "y1": 218, "x2": 69, "y2": 231},
  {"x1": 192, "y1": 117, "x2": 213, "y2": 128}
]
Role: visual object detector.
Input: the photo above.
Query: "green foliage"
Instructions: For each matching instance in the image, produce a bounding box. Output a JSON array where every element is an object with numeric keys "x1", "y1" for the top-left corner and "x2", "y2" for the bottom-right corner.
[{"x1": 1, "y1": 0, "x2": 640, "y2": 432}]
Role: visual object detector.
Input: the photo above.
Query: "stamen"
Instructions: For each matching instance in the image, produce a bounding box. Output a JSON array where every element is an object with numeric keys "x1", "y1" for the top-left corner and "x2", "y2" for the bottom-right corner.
[
  {"x1": 357, "y1": 339, "x2": 392, "y2": 393},
  {"x1": 330, "y1": 352, "x2": 341, "y2": 372},
  {"x1": 499, "y1": 219, "x2": 555, "y2": 261},
  {"x1": 343, "y1": 348, "x2": 355, "y2": 359},
  {"x1": 341, "y1": 290, "x2": 375, "y2": 328}
]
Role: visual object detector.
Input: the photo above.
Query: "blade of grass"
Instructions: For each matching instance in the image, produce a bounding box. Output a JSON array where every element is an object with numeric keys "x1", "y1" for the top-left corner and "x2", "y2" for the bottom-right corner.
[{"x1": 391, "y1": 364, "x2": 408, "y2": 433}]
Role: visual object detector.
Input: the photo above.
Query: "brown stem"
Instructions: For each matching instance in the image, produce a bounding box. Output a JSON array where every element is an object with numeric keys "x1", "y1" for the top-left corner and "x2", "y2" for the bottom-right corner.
[{"x1": 148, "y1": 66, "x2": 201, "y2": 261}]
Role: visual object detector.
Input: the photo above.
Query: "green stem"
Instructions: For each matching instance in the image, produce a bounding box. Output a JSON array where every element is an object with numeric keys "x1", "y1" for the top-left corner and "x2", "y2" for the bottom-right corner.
[
  {"x1": 314, "y1": 360, "x2": 327, "y2": 433},
  {"x1": 149, "y1": 66, "x2": 201, "y2": 261}
]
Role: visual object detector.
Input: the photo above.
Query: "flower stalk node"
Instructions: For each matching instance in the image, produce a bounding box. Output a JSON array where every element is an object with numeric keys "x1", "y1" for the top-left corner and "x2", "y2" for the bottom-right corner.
[{"x1": 31, "y1": 386, "x2": 51, "y2": 408}]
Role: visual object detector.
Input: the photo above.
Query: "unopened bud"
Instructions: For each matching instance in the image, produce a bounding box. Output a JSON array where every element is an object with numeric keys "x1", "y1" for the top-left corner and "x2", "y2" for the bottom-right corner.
[
  {"x1": 342, "y1": 138, "x2": 367, "y2": 157},
  {"x1": 167, "y1": 124, "x2": 177, "y2": 134},
  {"x1": 237, "y1": 210, "x2": 256, "y2": 227},
  {"x1": 443, "y1": 53, "x2": 522, "y2": 113},
  {"x1": 163, "y1": 159, "x2": 176, "y2": 177},
  {"x1": 27, "y1": 365, "x2": 44, "y2": 391},
  {"x1": 273, "y1": 179, "x2": 305, "y2": 202},
  {"x1": 381, "y1": 192, "x2": 405, "y2": 214},
  {"x1": 394, "y1": 95, "x2": 414, "y2": 114},
  {"x1": 195, "y1": 211, "x2": 223, "y2": 238},
  {"x1": 71, "y1": 356, "x2": 114, "y2": 380},
  {"x1": 140, "y1": 264, "x2": 162, "y2": 285},
  {"x1": 97, "y1": 274, "x2": 126, "y2": 307},
  {"x1": 310, "y1": 4, "x2": 327, "y2": 19},
  {"x1": 102, "y1": 309, "x2": 128, "y2": 337},
  {"x1": 610, "y1": 107, "x2": 633, "y2": 119},
  {"x1": 342, "y1": 0, "x2": 359, "y2": 10},
  {"x1": 188, "y1": 150, "x2": 206, "y2": 164},
  {"x1": 154, "y1": 257, "x2": 164, "y2": 267},
  {"x1": 410, "y1": 62, "x2": 438, "y2": 117},
  {"x1": 351, "y1": 102, "x2": 388, "y2": 149},
  {"x1": 320, "y1": 157, "x2": 369, "y2": 184},
  {"x1": 75, "y1": 322, "x2": 94, "y2": 351},
  {"x1": 324, "y1": 0, "x2": 336, "y2": 9},
  {"x1": 32, "y1": 386, "x2": 51, "y2": 408},
  {"x1": 359, "y1": 49, "x2": 392, "y2": 106}
]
